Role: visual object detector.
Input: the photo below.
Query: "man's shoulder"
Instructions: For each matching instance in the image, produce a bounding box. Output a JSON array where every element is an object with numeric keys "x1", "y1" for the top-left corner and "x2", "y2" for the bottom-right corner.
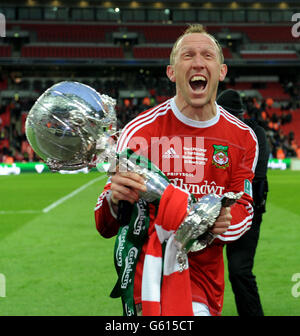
[
  {"x1": 243, "y1": 119, "x2": 268, "y2": 144},
  {"x1": 218, "y1": 108, "x2": 258, "y2": 150},
  {"x1": 127, "y1": 99, "x2": 171, "y2": 127},
  {"x1": 116, "y1": 99, "x2": 172, "y2": 152},
  {"x1": 219, "y1": 107, "x2": 254, "y2": 134}
]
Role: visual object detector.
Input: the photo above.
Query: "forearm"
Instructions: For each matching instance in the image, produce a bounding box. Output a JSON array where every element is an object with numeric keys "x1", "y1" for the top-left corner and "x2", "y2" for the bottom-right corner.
[
  {"x1": 215, "y1": 195, "x2": 253, "y2": 243},
  {"x1": 95, "y1": 188, "x2": 121, "y2": 238}
]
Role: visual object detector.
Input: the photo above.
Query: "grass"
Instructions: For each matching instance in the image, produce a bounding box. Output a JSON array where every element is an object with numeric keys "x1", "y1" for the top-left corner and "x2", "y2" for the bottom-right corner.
[
  {"x1": 0, "y1": 172, "x2": 122, "y2": 316},
  {"x1": 0, "y1": 169, "x2": 299, "y2": 316},
  {"x1": 223, "y1": 170, "x2": 300, "y2": 316}
]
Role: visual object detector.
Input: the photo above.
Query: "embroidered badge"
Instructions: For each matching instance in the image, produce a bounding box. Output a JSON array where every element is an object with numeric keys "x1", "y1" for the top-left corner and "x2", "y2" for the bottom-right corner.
[
  {"x1": 212, "y1": 145, "x2": 229, "y2": 169},
  {"x1": 244, "y1": 179, "x2": 253, "y2": 197}
]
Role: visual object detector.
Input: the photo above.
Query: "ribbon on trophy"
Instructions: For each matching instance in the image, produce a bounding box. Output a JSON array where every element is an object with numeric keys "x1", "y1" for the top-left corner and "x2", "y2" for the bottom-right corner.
[{"x1": 109, "y1": 199, "x2": 149, "y2": 316}]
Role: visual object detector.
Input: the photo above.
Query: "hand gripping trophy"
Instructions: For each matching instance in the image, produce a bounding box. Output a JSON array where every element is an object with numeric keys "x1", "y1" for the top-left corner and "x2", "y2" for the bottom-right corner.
[{"x1": 25, "y1": 81, "x2": 242, "y2": 270}]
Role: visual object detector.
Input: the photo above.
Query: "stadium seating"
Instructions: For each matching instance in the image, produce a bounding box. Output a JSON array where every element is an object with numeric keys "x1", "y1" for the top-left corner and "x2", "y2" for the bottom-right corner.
[
  {"x1": 132, "y1": 45, "x2": 232, "y2": 60},
  {"x1": 228, "y1": 25, "x2": 295, "y2": 43},
  {"x1": 2, "y1": 18, "x2": 300, "y2": 163},
  {"x1": 126, "y1": 24, "x2": 186, "y2": 43},
  {"x1": 0, "y1": 45, "x2": 12, "y2": 57},
  {"x1": 6, "y1": 22, "x2": 296, "y2": 44},
  {"x1": 240, "y1": 50, "x2": 299, "y2": 60},
  {"x1": 6, "y1": 22, "x2": 299, "y2": 62},
  {"x1": 133, "y1": 46, "x2": 172, "y2": 59},
  {"x1": 226, "y1": 81, "x2": 291, "y2": 101},
  {"x1": 257, "y1": 82, "x2": 291, "y2": 100},
  {"x1": 280, "y1": 108, "x2": 300, "y2": 137},
  {"x1": 21, "y1": 45, "x2": 124, "y2": 58},
  {"x1": 222, "y1": 47, "x2": 233, "y2": 59},
  {"x1": 36, "y1": 25, "x2": 108, "y2": 43},
  {"x1": 7, "y1": 23, "x2": 112, "y2": 43}
]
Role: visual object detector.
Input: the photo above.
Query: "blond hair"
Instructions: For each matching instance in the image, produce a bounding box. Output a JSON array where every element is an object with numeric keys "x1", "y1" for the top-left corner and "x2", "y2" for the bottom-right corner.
[{"x1": 169, "y1": 24, "x2": 224, "y2": 65}]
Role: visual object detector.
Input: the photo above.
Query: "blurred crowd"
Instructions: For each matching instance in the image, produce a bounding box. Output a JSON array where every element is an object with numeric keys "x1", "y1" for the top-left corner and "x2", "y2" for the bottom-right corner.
[
  {"x1": 0, "y1": 73, "x2": 300, "y2": 164},
  {"x1": 0, "y1": 96, "x2": 36, "y2": 163},
  {"x1": 243, "y1": 96, "x2": 299, "y2": 159}
]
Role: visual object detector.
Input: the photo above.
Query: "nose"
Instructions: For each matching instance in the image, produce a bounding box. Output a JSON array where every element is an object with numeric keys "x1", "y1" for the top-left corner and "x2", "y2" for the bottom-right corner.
[{"x1": 192, "y1": 54, "x2": 205, "y2": 69}]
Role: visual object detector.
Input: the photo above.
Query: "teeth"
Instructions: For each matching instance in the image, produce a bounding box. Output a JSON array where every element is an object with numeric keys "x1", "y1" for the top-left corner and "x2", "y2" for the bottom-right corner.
[{"x1": 191, "y1": 75, "x2": 206, "y2": 82}]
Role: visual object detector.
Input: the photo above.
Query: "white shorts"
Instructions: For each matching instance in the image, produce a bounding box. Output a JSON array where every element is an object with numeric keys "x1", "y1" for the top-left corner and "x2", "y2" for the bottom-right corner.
[
  {"x1": 136, "y1": 302, "x2": 212, "y2": 316},
  {"x1": 192, "y1": 302, "x2": 212, "y2": 316}
]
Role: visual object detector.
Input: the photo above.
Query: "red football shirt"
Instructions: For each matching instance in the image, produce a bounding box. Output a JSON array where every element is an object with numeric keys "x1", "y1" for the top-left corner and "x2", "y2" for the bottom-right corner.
[{"x1": 95, "y1": 98, "x2": 258, "y2": 315}]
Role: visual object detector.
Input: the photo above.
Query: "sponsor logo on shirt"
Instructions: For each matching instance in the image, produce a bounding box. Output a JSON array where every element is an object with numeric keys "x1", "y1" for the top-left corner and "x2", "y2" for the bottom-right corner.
[
  {"x1": 169, "y1": 177, "x2": 225, "y2": 197},
  {"x1": 162, "y1": 147, "x2": 180, "y2": 159}
]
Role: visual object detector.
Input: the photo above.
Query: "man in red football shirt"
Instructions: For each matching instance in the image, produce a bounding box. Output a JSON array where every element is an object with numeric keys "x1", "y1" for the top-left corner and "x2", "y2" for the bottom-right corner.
[{"x1": 95, "y1": 24, "x2": 258, "y2": 316}]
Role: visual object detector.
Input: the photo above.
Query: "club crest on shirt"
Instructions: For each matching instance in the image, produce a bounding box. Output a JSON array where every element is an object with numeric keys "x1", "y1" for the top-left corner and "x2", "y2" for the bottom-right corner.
[{"x1": 212, "y1": 145, "x2": 229, "y2": 169}]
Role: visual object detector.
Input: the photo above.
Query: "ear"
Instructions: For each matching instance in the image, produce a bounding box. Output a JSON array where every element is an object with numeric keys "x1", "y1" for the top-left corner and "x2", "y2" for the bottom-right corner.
[
  {"x1": 219, "y1": 63, "x2": 227, "y2": 82},
  {"x1": 166, "y1": 65, "x2": 176, "y2": 83}
]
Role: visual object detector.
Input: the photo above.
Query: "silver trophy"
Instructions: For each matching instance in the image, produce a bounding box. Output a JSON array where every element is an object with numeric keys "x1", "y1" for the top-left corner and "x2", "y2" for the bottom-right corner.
[
  {"x1": 25, "y1": 81, "x2": 117, "y2": 172},
  {"x1": 25, "y1": 81, "x2": 169, "y2": 202},
  {"x1": 25, "y1": 81, "x2": 243, "y2": 268}
]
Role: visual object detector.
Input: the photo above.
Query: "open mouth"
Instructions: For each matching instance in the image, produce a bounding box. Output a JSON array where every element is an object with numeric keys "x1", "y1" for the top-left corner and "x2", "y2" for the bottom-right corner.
[{"x1": 189, "y1": 75, "x2": 207, "y2": 92}]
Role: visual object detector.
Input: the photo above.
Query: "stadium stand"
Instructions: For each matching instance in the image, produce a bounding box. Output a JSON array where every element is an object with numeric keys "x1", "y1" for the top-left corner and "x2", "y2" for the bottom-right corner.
[
  {"x1": 21, "y1": 45, "x2": 124, "y2": 59},
  {"x1": 240, "y1": 50, "x2": 299, "y2": 59},
  {"x1": 0, "y1": 45, "x2": 12, "y2": 57},
  {"x1": 1, "y1": 3, "x2": 300, "y2": 164},
  {"x1": 226, "y1": 81, "x2": 291, "y2": 100},
  {"x1": 228, "y1": 25, "x2": 296, "y2": 43},
  {"x1": 133, "y1": 45, "x2": 172, "y2": 59},
  {"x1": 7, "y1": 23, "x2": 110, "y2": 43}
]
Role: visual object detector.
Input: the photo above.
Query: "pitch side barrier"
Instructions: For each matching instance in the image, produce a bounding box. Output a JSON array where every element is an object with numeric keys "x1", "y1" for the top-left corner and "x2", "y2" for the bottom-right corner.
[{"x1": 0, "y1": 158, "x2": 296, "y2": 175}]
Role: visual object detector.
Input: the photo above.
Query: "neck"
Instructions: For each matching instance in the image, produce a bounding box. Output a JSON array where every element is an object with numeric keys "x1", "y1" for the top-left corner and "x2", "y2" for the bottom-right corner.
[{"x1": 174, "y1": 97, "x2": 217, "y2": 121}]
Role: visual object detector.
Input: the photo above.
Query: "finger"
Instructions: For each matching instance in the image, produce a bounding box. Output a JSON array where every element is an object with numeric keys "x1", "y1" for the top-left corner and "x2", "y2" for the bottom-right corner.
[
  {"x1": 210, "y1": 208, "x2": 232, "y2": 235},
  {"x1": 213, "y1": 216, "x2": 231, "y2": 229},
  {"x1": 213, "y1": 220, "x2": 230, "y2": 228},
  {"x1": 111, "y1": 189, "x2": 139, "y2": 204},
  {"x1": 111, "y1": 174, "x2": 146, "y2": 193},
  {"x1": 216, "y1": 207, "x2": 232, "y2": 222},
  {"x1": 114, "y1": 167, "x2": 146, "y2": 184},
  {"x1": 211, "y1": 222, "x2": 230, "y2": 234},
  {"x1": 119, "y1": 171, "x2": 146, "y2": 184},
  {"x1": 211, "y1": 226, "x2": 228, "y2": 235},
  {"x1": 111, "y1": 183, "x2": 139, "y2": 199},
  {"x1": 218, "y1": 206, "x2": 231, "y2": 216},
  {"x1": 210, "y1": 224, "x2": 229, "y2": 235},
  {"x1": 215, "y1": 214, "x2": 232, "y2": 224}
]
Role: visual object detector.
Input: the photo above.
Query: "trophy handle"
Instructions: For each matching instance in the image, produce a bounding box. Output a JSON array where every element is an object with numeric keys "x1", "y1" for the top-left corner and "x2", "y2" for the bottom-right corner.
[{"x1": 118, "y1": 154, "x2": 169, "y2": 203}]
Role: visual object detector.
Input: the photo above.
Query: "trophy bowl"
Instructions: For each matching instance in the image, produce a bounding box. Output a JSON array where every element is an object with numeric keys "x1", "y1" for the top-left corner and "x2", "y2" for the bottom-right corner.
[{"x1": 25, "y1": 81, "x2": 117, "y2": 171}]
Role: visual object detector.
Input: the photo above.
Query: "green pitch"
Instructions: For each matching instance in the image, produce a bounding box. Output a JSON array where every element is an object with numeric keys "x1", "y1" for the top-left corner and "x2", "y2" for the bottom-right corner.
[{"x1": 0, "y1": 169, "x2": 299, "y2": 316}]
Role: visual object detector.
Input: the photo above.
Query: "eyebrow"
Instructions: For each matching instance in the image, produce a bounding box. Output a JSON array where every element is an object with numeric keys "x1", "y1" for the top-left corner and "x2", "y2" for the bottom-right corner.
[{"x1": 180, "y1": 46, "x2": 217, "y2": 55}]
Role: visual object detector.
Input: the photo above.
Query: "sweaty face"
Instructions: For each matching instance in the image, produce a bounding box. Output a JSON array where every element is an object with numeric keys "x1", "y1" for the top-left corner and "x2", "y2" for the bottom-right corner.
[{"x1": 167, "y1": 33, "x2": 227, "y2": 111}]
